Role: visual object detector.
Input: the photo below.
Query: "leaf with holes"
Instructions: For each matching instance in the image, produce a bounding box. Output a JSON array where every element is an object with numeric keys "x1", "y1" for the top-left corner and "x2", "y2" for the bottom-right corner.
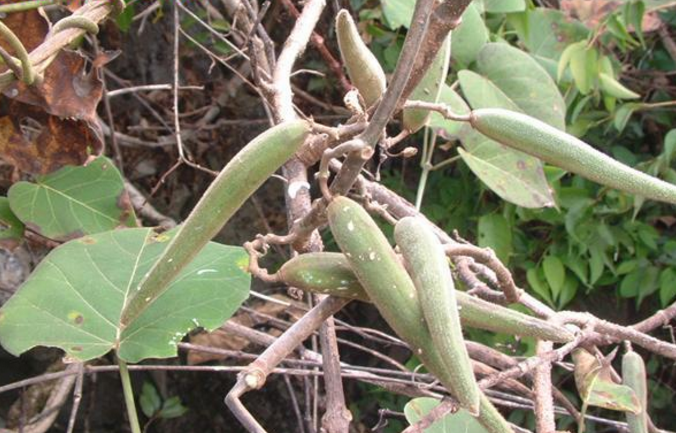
[
  {"x1": 0, "y1": 197, "x2": 24, "y2": 250},
  {"x1": 0, "y1": 228, "x2": 251, "y2": 363},
  {"x1": 404, "y1": 397, "x2": 489, "y2": 433},
  {"x1": 8, "y1": 157, "x2": 136, "y2": 241}
]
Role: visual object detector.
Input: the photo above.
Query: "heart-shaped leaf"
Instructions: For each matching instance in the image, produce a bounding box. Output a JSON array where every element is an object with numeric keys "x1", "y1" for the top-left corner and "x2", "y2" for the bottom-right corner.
[
  {"x1": 0, "y1": 228, "x2": 250, "y2": 362},
  {"x1": 0, "y1": 197, "x2": 24, "y2": 250},
  {"x1": 404, "y1": 397, "x2": 489, "y2": 433},
  {"x1": 8, "y1": 157, "x2": 137, "y2": 241}
]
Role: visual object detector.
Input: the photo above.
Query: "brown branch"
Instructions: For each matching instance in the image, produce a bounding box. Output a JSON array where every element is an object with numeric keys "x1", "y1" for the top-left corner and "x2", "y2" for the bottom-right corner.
[
  {"x1": 398, "y1": 0, "x2": 472, "y2": 108},
  {"x1": 278, "y1": 0, "x2": 351, "y2": 92},
  {"x1": 533, "y1": 341, "x2": 556, "y2": 433}
]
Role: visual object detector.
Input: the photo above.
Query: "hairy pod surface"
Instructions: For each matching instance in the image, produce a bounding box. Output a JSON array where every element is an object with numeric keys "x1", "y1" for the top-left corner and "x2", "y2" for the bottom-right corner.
[
  {"x1": 470, "y1": 108, "x2": 676, "y2": 205},
  {"x1": 402, "y1": 34, "x2": 451, "y2": 133},
  {"x1": 327, "y1": 197, "x2": 514, "y2": 432},
  {"x1": 278, "y1": 252, "x2": 574, "y2": 343},
  {"x1": 395, "y1": 217, "x2": 480, "y2": 414},
  {"x1": 277, "y1": 252, "x2": 367, "y2": 301},
  {"x1": 121, "y1": 120, "x2": 311, "y2": 326},
  {"x1": 622, "y1": 351, "x2": 648, "y2": 433},
  {"x1": 336, "y1": 9, "x2": 387, "y2": 108}
]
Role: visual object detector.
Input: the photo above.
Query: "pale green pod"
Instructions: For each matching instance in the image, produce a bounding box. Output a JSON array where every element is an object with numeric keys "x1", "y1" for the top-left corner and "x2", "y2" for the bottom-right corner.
[
  {"x1": 336, "y1": 9, "x2": 387, "y2": 108},
  {"x1": 622, "y1": 351, "x2": 648, "y2": 433},
  {"x1": 276, "y1": 252, "x2": 574, "y2": 343},
  {"x1": 277, "y1": 252, "x2": 367, "y2": 301},
  {"x1": 121, "y1": 120, "x2": 311, "y2": 327},
  {"x1": 327, "y1": 196, "x2": 513, "y2": 432},
  {"x1": 470, "y1": 108, "x2": 676, "y2": 205},
  {"x1": 395, "y1": 216, "x2": 480, "y2": 414},
  {"x1": 403, "y1": 34, "x2": 451, "y2": 132}
]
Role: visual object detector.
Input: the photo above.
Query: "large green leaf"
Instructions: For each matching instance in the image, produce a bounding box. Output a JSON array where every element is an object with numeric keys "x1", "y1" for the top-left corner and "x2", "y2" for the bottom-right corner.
[
  {"x1": 404, "y1": 397, "x2": 489, "y2": 433},
  {"x1": 0, "y1": 228, "x2": 250, "y2": 362},
  {"x1": 509, "y1": 8, "x2": 589, "y2": 61},
  {"x1": 0, "y1": 197, "x2": 24, "y2": 250},
  {"x1": 457, "y1": 141, "x2": 555, "y2": 208},
  {"x1": 481, "y1": 0, "x2": 526, "y2": 13},
  {"x1": 381, "y1": 0, "x2": 413, "y2": 29},
  {"x1": 428, "y1": 84, "x2": 471, "y2": 139},
  {"x1": 8, "y1": 157, "x2": 137, "y2": 241},
  {"x1": 458, "y1": 70, "x2": 521, "y2": 112},
  {"x1": 475, "y1": 43, "x2": 566, "y2": 129},
  {"x1": 455, "y1": 43, "x2": 565, "y2": 208},
  {"x1": 451, "y1": 3, "x2": 488, "y2": 67}
]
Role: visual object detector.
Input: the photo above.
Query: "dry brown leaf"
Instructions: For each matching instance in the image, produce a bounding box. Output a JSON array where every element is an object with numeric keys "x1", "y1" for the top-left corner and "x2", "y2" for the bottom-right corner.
[
  {"x1": 0, "y1": 100, "x2": 102, "y2": 174},
  {"x1": 560, "y1": 0, "x2": 661, "y2": 32},
  {"x1": 0, "y1": 8, "x2": 105, "y2": 174}
]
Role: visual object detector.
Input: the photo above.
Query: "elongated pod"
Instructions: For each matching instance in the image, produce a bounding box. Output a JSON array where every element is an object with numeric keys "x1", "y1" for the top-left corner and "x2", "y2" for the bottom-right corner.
[
  {"x1": 395, "y1": 217, "x2": 480, "y2": 414},
  {"x1": 121, "y1": 120, "x2": 311, "y2": 327},
  {"x1": 278, "y1": 252, "x2": 367, "y2": 301},
  {"x1": 277, "y1": 252, "x2": 574, "y2": 343},
  {"x1": 622, "y1": 350, "x2": 648, "y2": 433},
  {"x1": 328, "y1": 197, "x2": 513, "y2": 432},
  {"x1": 403, "y1": 34, "x2": 451, "y2": 133},
  {"x1": 469, "y1": 108, "x2": 676, "y2": 205},
  {"x1": 336, "y1": 9, "x2": 387, "y2": 108}
]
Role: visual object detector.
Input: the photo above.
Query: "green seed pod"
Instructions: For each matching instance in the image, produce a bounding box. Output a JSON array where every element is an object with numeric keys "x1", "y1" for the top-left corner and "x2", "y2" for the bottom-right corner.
[
  {"x1": 336, "y1": 9, "x2": 387, "y2": 108},
  {"x1": 277, "y1": 252, "x2": 368, "y2": 302},
  {"x1": 470, "y1": 108, "x2": 676, "y2": 205},
  {"x1": 121, "y1": 120, "x2": 311, "y2": 327},
  {"x1": 276, "y1": 252, "x2": 574, "y2": 343},
  {"x1": 395, "y1": 216, "x2": 480, "y2": 414},
  {"x1": 457, "y1": 292, "x2": 574, "y2": 343},
  {"x1": 622, "y1": 350, "x2": 648, "y2": 433},
  {"x1": 402, "y1": 34, "x2": 451, "y2": 133},
  {"x1": 328, "y1": 197, "x2": 513, "y2": 432}
]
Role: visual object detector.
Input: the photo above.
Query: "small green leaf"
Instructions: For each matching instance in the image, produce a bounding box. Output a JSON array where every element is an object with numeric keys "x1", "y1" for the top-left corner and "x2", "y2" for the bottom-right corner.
[
  {"x1": 527, "y1": 267, "x2": 552, "y2": 305},
  {"x1": 542, "y1": 255, "x2": 566, "y2": 299},
  {"x1": 557, "y1": 274, "x2": 579, "y2": 309},
  {"x1": 404, "y1": 397, "x2": 490, "y2": 433},
  {"x1": 0, "y1": 228, "x2": 251, "y2": 362},
  {"x1": 159, "y1": 396, "x2": 189, "y2": 419},
  {"x1": 569, "y1": 45, "x2": 597, "y2": 95},
  {"x1": 614, "y1": 103, "x2": 644, "y2": 132},
  {"x1": 477, "y1": 214, "x2": 512, "y2": 264},
  {"x1": 0, "y1": 197, "x2": 24, "y2": 250},
  {"x1": 8, "y1": 157, "x2": 136, "y2": 242},
  {"x1": 659, "y1": 268, "x2": 676, "y2": 307},
  {"x1": 140, "y1": 382, "x2": 162, "y2": 418}
]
